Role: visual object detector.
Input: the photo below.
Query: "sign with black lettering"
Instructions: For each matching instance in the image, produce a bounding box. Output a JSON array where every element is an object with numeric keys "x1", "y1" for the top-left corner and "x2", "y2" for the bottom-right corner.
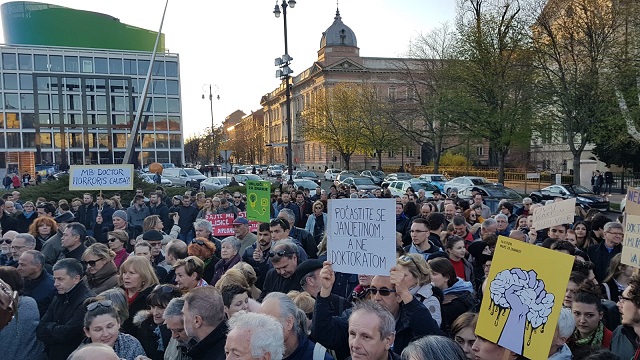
[
  {"x1": 327, "y1": 198, "x2": 396, "y2": 276},
  {"x1": 69, "y1": 165, "x2": 134, "y2": 191}
]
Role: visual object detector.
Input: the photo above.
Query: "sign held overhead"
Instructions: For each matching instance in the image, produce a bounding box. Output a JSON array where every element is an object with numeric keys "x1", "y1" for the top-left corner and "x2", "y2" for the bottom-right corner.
[{"x1": 69, "y1": 164, "x2": 134, "y2": 191}]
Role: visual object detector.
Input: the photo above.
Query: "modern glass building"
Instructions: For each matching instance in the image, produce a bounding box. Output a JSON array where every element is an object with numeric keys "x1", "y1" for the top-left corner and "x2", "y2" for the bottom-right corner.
[{"x1": 0, "y1": 1, "x2": 183, "y2": 169}]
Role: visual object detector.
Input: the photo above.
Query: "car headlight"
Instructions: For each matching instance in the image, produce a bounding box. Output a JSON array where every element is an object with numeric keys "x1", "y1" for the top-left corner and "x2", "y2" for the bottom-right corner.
[{"x1": 577, "y1": 197, "x2": 593, "y2": 203}]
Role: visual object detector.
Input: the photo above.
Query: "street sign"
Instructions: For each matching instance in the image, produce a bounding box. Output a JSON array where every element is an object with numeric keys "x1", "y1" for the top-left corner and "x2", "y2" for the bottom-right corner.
[
  {"x1": 221, "y1": 162, "x2": 231, "y2": 173},
  {"x1": 220, "y1": 150, "x2": 233, "y2": 161},
  {"x1": 526, "y1": 173, "x2": 540, "y2": 180}
]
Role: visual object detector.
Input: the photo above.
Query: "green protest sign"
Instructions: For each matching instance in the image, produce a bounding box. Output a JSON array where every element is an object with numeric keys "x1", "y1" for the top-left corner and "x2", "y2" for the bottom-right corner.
[{"x1": 245, "y1": 180, "x2": 271, "y2": 223}]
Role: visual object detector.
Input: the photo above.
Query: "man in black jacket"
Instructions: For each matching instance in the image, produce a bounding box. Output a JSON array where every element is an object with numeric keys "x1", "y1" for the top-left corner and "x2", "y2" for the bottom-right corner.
[
  {"x1": 36, "y1": 258, "x2": 94, "y2": 360},
  {"x1": 278, "y1": 208, "x2": 317, "y2": 258},
  {"x1": 258, "y1": 240, "x2": 301, "y2": 301},
  {"x1": 587, "y1": 221, "x2": 623, "y2": 282},
  {"x1": 184, "y1": 286, "x2": 227, "y2": 360},
  {"x1": 149, "y1": 191, "x2": 171, "y2": 233},
  {"x1": 59, "y1": 223, "x2": 87, "y2": 263},
  {"x1": 312, "y1": 262, "x2": 441, "y2": 360},
  {"x1": 176, "y1": 196, "x2": 199, "y2": 244},
  {"x1": 18, "y1": 250, "x2": 56, "y2": 317},
  {"x1": 74, "y1": 193, "x2": 95, "y2": 235},
  {"x1": 0, "y1": 199, "x2": 19, "y2": 235}
]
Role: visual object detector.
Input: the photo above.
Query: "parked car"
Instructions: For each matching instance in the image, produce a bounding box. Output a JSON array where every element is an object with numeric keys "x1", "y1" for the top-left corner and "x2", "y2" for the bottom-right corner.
[
  {"x1": 234, "y1": 174, "x2": 263, "y2": 185},
  {"x1": 360, "y1": 170, "x2": 386, "y2": 185},
  {"x1": 267, "y1": 165, "x2": 283, "y2": 177},
  {"x1": 324, "y1": 168, "x2": 342, "y2": 181},
  {"x1": 334, "y1": 171, "x2": 361, "y2": 186},
  {"x1": 417, "y1": 174, "x2": 448, "y2": 191},
  {"x1": 294, "y1": 171, "x2": 321, "y2": 185},
  {"x1": 340, "y1": 176, "x2": 381, "y2": 192},
  {"x1": 443, "y1": 176, "x2": 492, "y2": 195},
  {"x1": 200, "y1": 176, "x2": 231, "y2": 191},
  {"x1": 530, "y1": 184, "x2": 609, "y2": 211},
  {"x1": 162, "y1": 168, "x2": 207, "y2": 188},
  {"x1": 293, "y1": 179, "x2": 321, "y2": 191},
  {"x1": 388, "y1": 180, "x2": 438, "y2": 197},
  {"x1": 141, "y1": 173, "x2": 173, "y2": 187},
  {"x1": 457, "y1": 184, "x2": 523, "y2": 213},
  {"x1": 232, "y1": 165, "x2": 247, "y2": 174},
  {"x1": 383, "y1": 173, "x2": 413, "y2": 183}
]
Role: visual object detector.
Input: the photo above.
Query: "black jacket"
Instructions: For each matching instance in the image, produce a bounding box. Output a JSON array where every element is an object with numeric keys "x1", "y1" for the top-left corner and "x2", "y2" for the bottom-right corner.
[
  {"x1": 290, "y1": 226, "x2": 318, "y2": 259},
  {"x1": 587, "y1": 242, "x2": 623, "y2": 283},
  {"x1": 312, "y1": 295, "x2": 441, "y2": 360},
  {"x1": 0, "y1": 212, "x2": 18, "y2": 234},
  {"x1": 75, "y1": 203, "x2": 95, "y2": 230},
  {"x1": 177, "y1": 205, "x2": 199, "y2": 234},
  {"x1": 186, "y1": 321, "x2": 228, "y2": 360},
  {"x1": 149, "y1": 202, "x2": 171, "y2": 233},
  {"x1": 93, "y1": 223, "x2": 143, "y2": 248},
  {"x1": 24, "y1": 269, "x2": 56, "y2": 317},
  {"x1": 15, "y1": 211, "x2": 36, "y2": 233},
  {"x1": 259, "y1": 267, "x2": 302, "y2": 301},
  {"x1": 36, "y1": 281, "x2": 94, "y2": 360},
  {"x1": 136, "y1": 313, "x2": 172, "y2": 360},
  {"x1": 121, "y1": 286, "x2": 154, "y2": 339}
]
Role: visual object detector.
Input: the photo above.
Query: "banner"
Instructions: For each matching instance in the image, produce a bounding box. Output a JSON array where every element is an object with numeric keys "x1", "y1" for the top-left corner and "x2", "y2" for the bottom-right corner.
[
  {"x1": 476, "y1": 236, "x2": 573, "y2": 360},
  {"x1": 327, "y1": 198, "x2": 396, "y2": 276},
  {"x1": 622, "y1": 214, "x2": 640, "y2": 267},
  {"x1": 69, "y1": 164, "x2": 134, "y2": 191},
  {"x1": 245, "y1": 180, "x2": 271, "y2": 223},
  {"x1": 531, "y1": 198, "x2": 576, "y2": 230},
  {"x1": 206, "y1": 212, "x2": 259, "y2": 237},
  {"x1": 626, "y1": 187, "x2": 640, "y2": 216}
]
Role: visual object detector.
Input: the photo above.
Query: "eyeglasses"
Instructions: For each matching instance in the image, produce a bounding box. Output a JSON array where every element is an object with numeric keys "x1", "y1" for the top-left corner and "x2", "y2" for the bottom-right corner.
[
  {"x1": 87, "y1": 300, "x2": 113, "y2": 311},
  {"x1": 82, "y1": 259, "x2": 102, "y2": 267},
  {"x1": 607, "y1": 232, "x2": 624, "y2": 237},
  {"x1": 192, "y1": 239, "x2": 206, "y2": 246},
  {"x1": 233, "y1": 196, "x2": 241, "y2": 199},
  {"x1": 619, "y1": 295, "x2": 634, "y2": 304},
  {"x1": 108, "y1": 238, "x2": 119, "y2": 242},
  {"x1": 269, "y1": 250, "x2": 294, "y2": 258},
  {"x1": 367, "y1": 287, "x2": 396, "y2": 296},
  {"x1": 1, "y1": 238, "x2": 12, "y2": 244},
  {"x1": 10, "y1": 245, "x2": 26, "y2": 251}
]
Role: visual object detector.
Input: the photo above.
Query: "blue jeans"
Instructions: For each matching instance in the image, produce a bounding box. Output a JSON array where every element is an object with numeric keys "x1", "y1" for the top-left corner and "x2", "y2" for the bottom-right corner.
[{"x1": 178, "y1": 230, "x2": 194, "y2": 245}]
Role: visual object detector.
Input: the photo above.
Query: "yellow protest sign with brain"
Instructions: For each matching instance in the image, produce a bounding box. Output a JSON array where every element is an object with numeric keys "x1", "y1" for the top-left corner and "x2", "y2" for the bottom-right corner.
[{"x1": 475, "y1": 236, "x2": 574, "y2": 360}]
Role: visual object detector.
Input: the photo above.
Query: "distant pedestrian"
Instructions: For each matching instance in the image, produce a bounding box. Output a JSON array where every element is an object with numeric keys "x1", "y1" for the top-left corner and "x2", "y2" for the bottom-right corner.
[
  {"x1": 11, "y1": 174, "x2": 20, "y2": 189},
  {"x1": 153, "y1": 171, "x2": 161, "y2": 184},
  {"x1": 2, "y1": 174, "x2": 11, "y2": 190}
]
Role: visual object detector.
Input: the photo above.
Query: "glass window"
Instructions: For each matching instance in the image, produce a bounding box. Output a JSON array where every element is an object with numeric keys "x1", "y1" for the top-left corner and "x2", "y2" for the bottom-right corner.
[
  {"x1": 53, "y1": 133, "x2": 64, "y2": 148},
  {"x1": 86, "y1": 95, "x2": 95, "y2": 111},
  {"x1": 98, "y1": 133, "x2": 109, "y2": 147},
  {"x1": 84, "y1": 79, "x2": 94, "y2": 92},
  {"x1": 96, "y1": 95, "x2": 107, "y2": 111},
  {"x1": 167, "y1": 99, "x2": 180, "y2": 113},
  {"x1": 109, "y1": 58, "x2": 123, "y2": 74},
  {"x1": 80, "y1": 57, "x2": 93, "y2": 73},
  {"x1": 112, "y1": 114, "x2": 126, "y2": 125},
  {"x1": 152, "y1": 80, "x2": 166, "y2": 94},
  {"x1": 65, "y1": 94, "x2": 81, "y2": 110},
  {"x1": 65, "y1": 114, "x2": 81, "y2": 125},
  {"x1": 6, "y1": 113, "x2": 19, "y2": 128},
  {"x1": 153, "y1": 116, "x2": 167, "y2": 131},
  {"x1": 37, "y1": 77, "x2": 51, "y2": 91},
  {"x1": 0, "y1": 114, "x2": 5, "y2": 128},
  {"x1": 5, "y1": 94, "x2": 19, "y2": 110},
  {"x1": 34, "y1": 55, "x2": 48, "y2": 71},
  {"x1": 153, "y1": 97, "x2": 166, "y2": 113},
  {"x1": 156, "y1": 133, "x2": 168, "y2": 148},
  {"x1": 166, "y1": 61, "x2": 178, "y2": 77},
  {"x1": 97, "y1": 114, "x2": 108, "y2": 125},
  {"x1": 167, "y1": 116, "x2": 180, "y2": 131},
  {"x1": 39, "y1": 114, "x2": 50, "y2": 125},
  {"x1": 39, "y1": 132, "x2": 52, "y2": 147},
  {"x1": 95, "y1": 58, "x2": 108, "y2": 74},
  {"x1": 110, "y1": 79, "x2": 125, "y2": 93},
  {"x1": 18, "y1": 54, "x2": 32, "y2": 71},
  {"x1": 169, "y1": 134, "x2": 181, "y2": 148},
  {"x1": 65, "y1": 78, "x2": 80, "y2": 92},
  {"x1": 95, "y1": 79, "x2": 106, "y2": 93},
  {"x1": 21, "y1": 94, "x2": 34, "y2": 110},
  {"x1": 49, "y1": 55, "x2": 63, "y2": 71},
  {"x1": 123, "y1": 59, "x2": 136, "y2": 75},
  {"x1": 19, "y1": 74, "x2": 33, "y2": 90},
  {"x1": 3, "y1": 73, "x2": 18, "y2": 90},
  {"x1": 49, "y1": 76, "x2": 59, "y2": 91},
  {"x1": 166, "y1": 80, "x2": 179, "y2": 95},
  {"x1": 22, "y1": 113, "x2": 35, "y2": 129},
  {"x1": 7, "y1": 132, "x2": 20, "y2": 148},
  {"x1": 111, "y1": 96, "x2": 125, "y2": 112},
  {"x1": 157, "y1": 151, "x2": 169, "y2": 163},
  {"x1": 52, "y1": 114, "x2": 62, "y2": 124},
  {"x1": 38, "y1": 94, "x2": 50, "y2": 110},
  {"x1": 51, "y1": 94, "x2": 60, "y2": 110},
  {"x1": 170, "y1": 151, "x2": 181, "y2": 166},
  {"x1": 65, "y1": 56, "x2": 79, "y2": 72},
  {"x1": 113, "y1": 133, "x2": 127, "y2": 148},
  {"x1": 2, "y1": 53, "x2": 16, "y2": 70},
  {"x1": 152, "y1": 61, "x2": 165, "y2": 76},
  {"x1": 138, "y1": 60, "x2": 150, "y2": 75}
]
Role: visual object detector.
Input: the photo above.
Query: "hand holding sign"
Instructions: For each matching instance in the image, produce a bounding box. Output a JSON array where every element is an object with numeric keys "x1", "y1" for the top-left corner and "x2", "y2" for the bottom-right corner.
[{"x1": 319, "y1": 261, "x2": 335, "y2": 298}]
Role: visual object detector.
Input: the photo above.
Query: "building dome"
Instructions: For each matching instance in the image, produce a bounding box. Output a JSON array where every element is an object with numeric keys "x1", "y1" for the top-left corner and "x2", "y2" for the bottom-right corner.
[{"x1": 320, "y1": 8, "x2": 357, "y2": 48}]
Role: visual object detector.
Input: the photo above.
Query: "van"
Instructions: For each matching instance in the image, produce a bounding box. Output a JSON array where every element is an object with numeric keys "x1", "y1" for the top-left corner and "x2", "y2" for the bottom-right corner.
[{"x1": 162, "y1": 168, "x2": 207, "y2": 188}]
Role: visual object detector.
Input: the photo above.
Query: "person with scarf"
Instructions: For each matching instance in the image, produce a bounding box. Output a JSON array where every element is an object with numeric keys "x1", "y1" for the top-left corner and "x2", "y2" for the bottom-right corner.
[
  {"x1": 568, "y1": 285, "x2": 613, "y2": 352},
  {"x1": 16, "y1": 201, "x2": 37, "y2": 233},
  {"x1": 83, "y1": 243, "x2": 119, "y2": 294},
  {"x1": 211, "y1": 236, "x2": 242, "y2": 286}
]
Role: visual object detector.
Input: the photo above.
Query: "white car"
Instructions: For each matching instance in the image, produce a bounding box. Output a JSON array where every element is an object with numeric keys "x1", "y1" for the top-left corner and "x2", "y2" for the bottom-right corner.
[
  {"x1": 200, "y1": 176, "x2": 230, "y2": 191},
  {"x1": 443, "y1": 176, "x2": 492, "y2": 195},
  {"x1": 267, "y1": 165, "x2": 283, "y2": 177},
  {"x1": 324, "y1": 168, "x2": 342, "y2": 181}
]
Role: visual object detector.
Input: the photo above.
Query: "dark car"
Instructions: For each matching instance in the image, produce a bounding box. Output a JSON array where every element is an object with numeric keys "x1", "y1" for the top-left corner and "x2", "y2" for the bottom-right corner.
[
  {"x1": 457, "y1": 184, "x2": 523, "y2": 214},
  {"x1": 294, "y1": 171, "x2": 321, "y2": 186},
  {"x1": 360, "y1": 170, "x2": 386, "y2": 185},
  {"x1": 340, "y1": 176, "x2": 381, "y2": 192},
  {"x1": 530, "y1": 184, "x2": 609, "y2": 211}
]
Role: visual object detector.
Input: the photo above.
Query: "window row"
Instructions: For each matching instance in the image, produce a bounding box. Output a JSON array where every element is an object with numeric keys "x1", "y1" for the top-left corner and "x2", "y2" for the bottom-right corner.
[
  {"x1": 0, "y1": 113, "x2": 181, "y2": 130},
  {"x1": 2, "y1": 75, "x2": 179, "y2": 96},
  {"x1": 1, "y1": 53, "x2": 178, "y2": 77},
  {"x1": 1, "y1": 94, "x2": 180, "y2": 113},
  {"x1": 33, "y1": 132, "x2": 182, "y2": 149}
]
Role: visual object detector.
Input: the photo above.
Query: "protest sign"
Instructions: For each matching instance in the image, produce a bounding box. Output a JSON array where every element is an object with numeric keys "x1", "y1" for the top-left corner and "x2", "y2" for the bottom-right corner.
[
  {"x1": 622, "y1": 214, "x2": 640, "y2": 267},
  {"x1": 531, "y1": 198, "x2": 576, "y2": 230},
  {"x1": 476, "y1": 236, "x2": 573, "y2": 360},
  {"x1": 327, "y1": 198, "x2": 395, "y2": 276},
  {"x1": 206, "y1": 213, "x2": 235, "y2": 236},
  {"x1": 245, "y1": 180, "x2": 271, "y2": 223},
  {"x1": 239, "y1": 211, "x2": 259, "y2": 233},
  {"x1": 69, "y1": 164, "x2": 134, "y2": 191},
  {"x1": 626, "y1": 187, "x2": 640, "y2": 216}
]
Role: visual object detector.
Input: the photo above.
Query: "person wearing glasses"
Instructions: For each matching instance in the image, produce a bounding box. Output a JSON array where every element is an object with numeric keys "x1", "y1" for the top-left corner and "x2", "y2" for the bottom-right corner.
[
  {"x1": 258, "y1": 240, "x2": 302, "y2": 302},
  {"x1": 9, "y1": 233, "x2": 37, "y2": 264},
  {"x1": 587, "y1": 222, "x2": 624, "y2": 283},
  {"x1": 118, "y1": 256, "x2": 160, "y2": 338},
  {"x1": 0, "y1": 230, "x2": 18, "y2": 266},
  {"x1": 305, "y1": 200, "x2": 327, "y2": 246},
  {"x1": 83, "y1": 243, "x2": 118, "y2": 295},
  {"x1": 404, "y1": 218, "x2": 442, "y2": 261},
  {"x1": 107, "y1": 230, "x2": 129, "y2": 268},
  {"x1": 396, "y1": 253, "x2": 442, "y2": 326},
  {"x1": 611, "y1": 274, "x2": 640, "y2": 359},
  {"x1": 36, "y1": 258, "x2": 93, "y2": 360},
  {"x1": 134, "y1": 284, "x2": 182, "y2": 360},
  {"x1": 211, "y1": 236, "x2": 242, "y2": 286},
  {"x1": 80, "y1": 298, "x2": 146, "y2": 360}
]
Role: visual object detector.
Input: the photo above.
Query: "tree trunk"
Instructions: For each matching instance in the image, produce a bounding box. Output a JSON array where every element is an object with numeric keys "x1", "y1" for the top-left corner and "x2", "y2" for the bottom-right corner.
[
  {"x1": 376, "y1": 150, "x2": 383, "y2": 170},
  {"x1": 572, "y1": 154, "x2": 581, "y2": 185},
  {"x1": 342, "y1": 153, "x2": 351, "y2": 170},
  {"x1": 433, "y1": 149, "x2": 442, "y2": 173},
  {"x1": 497, "y1": 151, "x2": 506, "y2": 184}
]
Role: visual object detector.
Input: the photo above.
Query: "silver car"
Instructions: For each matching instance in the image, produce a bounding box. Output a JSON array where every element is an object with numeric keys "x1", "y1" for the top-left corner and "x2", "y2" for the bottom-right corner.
[
  {"x1": 200, "y1": 176, "x2": 230, "y2": 191},
  {"x1": 162, "y1": 168, "x2": 207, "y2": 188}
]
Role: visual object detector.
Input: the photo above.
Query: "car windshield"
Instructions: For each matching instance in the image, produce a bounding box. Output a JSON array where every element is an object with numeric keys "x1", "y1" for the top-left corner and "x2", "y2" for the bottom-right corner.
[
  {"x1": 371, "y1": 171, "x2": 384, "y2": 176},
  {"x1": 243, "y1": 174, "x2": 261, "y2": 180},
  {"x1": 485, "y1": 186, "x2": 521, "y2": 199},
  {"x1": 184, "y1": 169, "x2": 202, "y2": 176},
  {"x1": 354, "y1": 178, "x2": 374, "y2": 185},
  {"x1": 397, "y1": 173, "x2": 412, "y2": 179},
  {"x1": 430, "y1": 175, "x2": 447, "y2": 182},
  {"x1": 216, "y1": 178, "x2": 230, "y2": 185},
  {"x1": 410, "y1": 182, "x2": 439, "y2": 191},
  {"x1": 470, "y1": 178, "x2": 491, "y2": 185},
  {"x1": 299, "y1": 172, "x2": 316, "y2": 177},
  {"x1": 566, "y1": 184, "x2": 593, "y2": 194},
  {"x1": 297, "y1": 180, "x2": 318, "y2": 188}
]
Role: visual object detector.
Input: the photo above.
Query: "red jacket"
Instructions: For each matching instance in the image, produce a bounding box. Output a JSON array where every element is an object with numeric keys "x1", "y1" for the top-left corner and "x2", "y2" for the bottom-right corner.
[{"x1": 11, "y1": 176, "x2": 20, "y2": 188}]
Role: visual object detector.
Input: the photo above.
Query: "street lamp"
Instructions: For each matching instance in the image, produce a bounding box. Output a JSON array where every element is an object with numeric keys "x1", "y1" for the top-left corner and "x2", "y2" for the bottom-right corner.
[
  {"x1": 202, "y1": 84, "x2": 220, "y2": 168},
  {"x1": 274, "y1": 0, "x2": 296, "y2": 186}
]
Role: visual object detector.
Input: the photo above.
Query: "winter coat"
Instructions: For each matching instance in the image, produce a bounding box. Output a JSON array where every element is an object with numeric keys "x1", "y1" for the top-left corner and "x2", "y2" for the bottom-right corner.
[
  {"x1": 411, "y1": 283, "x2": 443, "y2": 326},
  {"x1": 185, "y1": 321, "x2": 228, "y2": 360},
  {"x1": 211, "y1": 253, "x2": 242, "y2": 286},
  {"x1": 149, "y1": 203, "x2": 171, "y2": 233},
  {"x1": 611, "y1": 325, "x2": 639, "y2": 360},
  {"x1": 0, "y1": 296, "x2": 46, "y2": 360},
  {"x1": 75, "y1": 203, "x2": 95, "y2": 230},
  {"x1": 134, "y1": 310, "x2": 171, "y2": 360},
  {"x1": 36, "y1": 281, "x2": 94, "y2": 360},
  {"x1": 441, "y1": 279, "x2": 475, "y2": 334},
  {"x1": 121, "y1": 286, "x2": 154, "y2": 339},
  {"x1": 86, "y1": 260, "x2": 119, "y2": 294},
  {"x1": 41, "y1": 231, "x2": 63, "y2": 267},
  {"x1": 127, "y1": 204, "x2": 151, "y2": 228},
  {"x1": 23, "y1": 270, "x2": 56, "y2": 317}
]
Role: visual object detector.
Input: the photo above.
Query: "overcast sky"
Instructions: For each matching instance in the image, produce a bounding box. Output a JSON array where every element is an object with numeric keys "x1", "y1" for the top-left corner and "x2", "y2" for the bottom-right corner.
[{"x1": 0, "y1": 0, "x2": 457, "y2": 137}]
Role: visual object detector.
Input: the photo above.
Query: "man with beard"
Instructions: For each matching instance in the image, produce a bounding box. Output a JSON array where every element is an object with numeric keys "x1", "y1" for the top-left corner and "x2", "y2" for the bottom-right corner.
[
  {"x1": 149, "y1": 191, "x2": 171, "y2": 233},
  {"x1": 611, "y1": 274, "x2": 640, "y2": 359}
]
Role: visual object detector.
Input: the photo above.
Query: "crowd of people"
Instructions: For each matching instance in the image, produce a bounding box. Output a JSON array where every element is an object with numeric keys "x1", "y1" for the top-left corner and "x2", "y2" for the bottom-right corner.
[{"x1": 0, "y1": 180, "x2": 635, "y2": 360}]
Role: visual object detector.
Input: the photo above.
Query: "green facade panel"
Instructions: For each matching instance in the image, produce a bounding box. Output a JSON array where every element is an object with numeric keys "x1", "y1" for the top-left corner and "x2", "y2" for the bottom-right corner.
[{"x1": 1, "y1": 1, "x2": 164, "y2": 52}]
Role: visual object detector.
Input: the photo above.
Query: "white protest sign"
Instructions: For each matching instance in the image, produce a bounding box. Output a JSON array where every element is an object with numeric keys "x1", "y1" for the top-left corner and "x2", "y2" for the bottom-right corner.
[
  {"x1": 327, "y1": 198, "x2": 396, "y2": 276},
  {"x1": 69, "y1": 164, "x2": 134, "y2": 191},
  {"x1": 532, "y1": 198, "x2": 576, "y2": 230}
]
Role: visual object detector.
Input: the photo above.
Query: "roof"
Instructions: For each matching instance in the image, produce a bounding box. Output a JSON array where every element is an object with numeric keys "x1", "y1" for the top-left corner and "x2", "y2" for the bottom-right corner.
[{"x1": 320, "y1": 8, "x2": 357, "y2": 48}]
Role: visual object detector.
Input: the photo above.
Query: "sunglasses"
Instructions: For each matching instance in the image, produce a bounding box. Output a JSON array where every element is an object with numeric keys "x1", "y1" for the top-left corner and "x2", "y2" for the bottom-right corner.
[
  {"x1": 108, "y1": 238, "x2": 119, "y2": 242},
  {"x1": 192, "y1": 239, "x2": 206, "y2": 246},
  {"x1": 1, "y1": 239, "x2": 12, "y2": 244},
  {"x1": 87, "y1": 299, "x2": 112, "y2": 311},
  {"x1": 82, "y1": 259, "x2": 102, "y2": 267},
  {"x1": 269, "y1": 250, "x2": 294, "y2": 258},
  {"x1": 367, "y1": 287, "x2": 396, "y2": 296}
]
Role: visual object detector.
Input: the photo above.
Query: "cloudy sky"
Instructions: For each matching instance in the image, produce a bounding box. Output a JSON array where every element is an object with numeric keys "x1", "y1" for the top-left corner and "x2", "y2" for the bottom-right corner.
[{"x1": 0, "y1": 0, "x2": 457, "y2": 137}]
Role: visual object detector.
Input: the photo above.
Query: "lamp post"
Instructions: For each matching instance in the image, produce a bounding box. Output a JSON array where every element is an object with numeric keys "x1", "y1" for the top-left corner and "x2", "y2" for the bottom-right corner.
[
  {"x1": 274, "y1": 0, "x2": 296, "y2": 185},
  {"x1": 202, "y1": 84, "x2": 220, "y2": 170}
]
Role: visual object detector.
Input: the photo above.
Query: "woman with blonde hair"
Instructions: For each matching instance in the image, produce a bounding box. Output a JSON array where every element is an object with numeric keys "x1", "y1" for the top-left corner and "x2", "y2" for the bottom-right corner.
[
  {"x1": 396, "y1": 253, "x2": 443, "y2": 326},
  {"x1": 602, "y1": 253, "x2": 632, "y2": 302},
  {"x1": 137, "y1": 215, "x2": 179, "y2": 245},
  {"x1": 214, "y1": 268, "x2": 249, "y2": 290},
  {"x1": 83, "y1": 243, "x2": 118, "y2": 294},
  {"x1": 232, "y1": 262, "x2": 261, "y2": 299},
  {"x1": 118, "y1": 256, "x2": 159, "y2": 338}
]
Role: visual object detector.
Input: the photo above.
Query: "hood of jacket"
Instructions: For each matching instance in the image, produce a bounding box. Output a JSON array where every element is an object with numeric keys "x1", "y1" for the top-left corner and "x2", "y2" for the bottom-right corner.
[{"x1": 443, "y1": 278, "x2": 474, "y2": 295}]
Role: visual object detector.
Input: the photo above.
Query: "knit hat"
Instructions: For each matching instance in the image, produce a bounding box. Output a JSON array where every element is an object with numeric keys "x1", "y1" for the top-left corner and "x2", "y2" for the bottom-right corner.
[
  {"x1": 142, "y1": 230, "x2": 164, "y2": 242},
  {"x1": 112, "y1": 210, "x2": 128, "y2": 222}
]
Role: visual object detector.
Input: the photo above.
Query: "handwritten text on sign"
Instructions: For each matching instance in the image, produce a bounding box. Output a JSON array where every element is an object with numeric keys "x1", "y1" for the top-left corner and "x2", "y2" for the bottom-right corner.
[
  {"x1": 68, "y1": 164, "x2": 134, "y2": 191},
  {"x1": 532, "y1": 198, "x2": 576, "y2": 230},
  {"x1": 626, "y1": 187, "x2": 640, "y2": 216},
  {"x1": 205, "y1": 212, "x2": 258, "y2": 237},
  {"x1": 327, "y1": 198, "x2": 396, "y2": 276},
  {"x1": 622, "y1": 214, "x2": 640, "y2": 267}
]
